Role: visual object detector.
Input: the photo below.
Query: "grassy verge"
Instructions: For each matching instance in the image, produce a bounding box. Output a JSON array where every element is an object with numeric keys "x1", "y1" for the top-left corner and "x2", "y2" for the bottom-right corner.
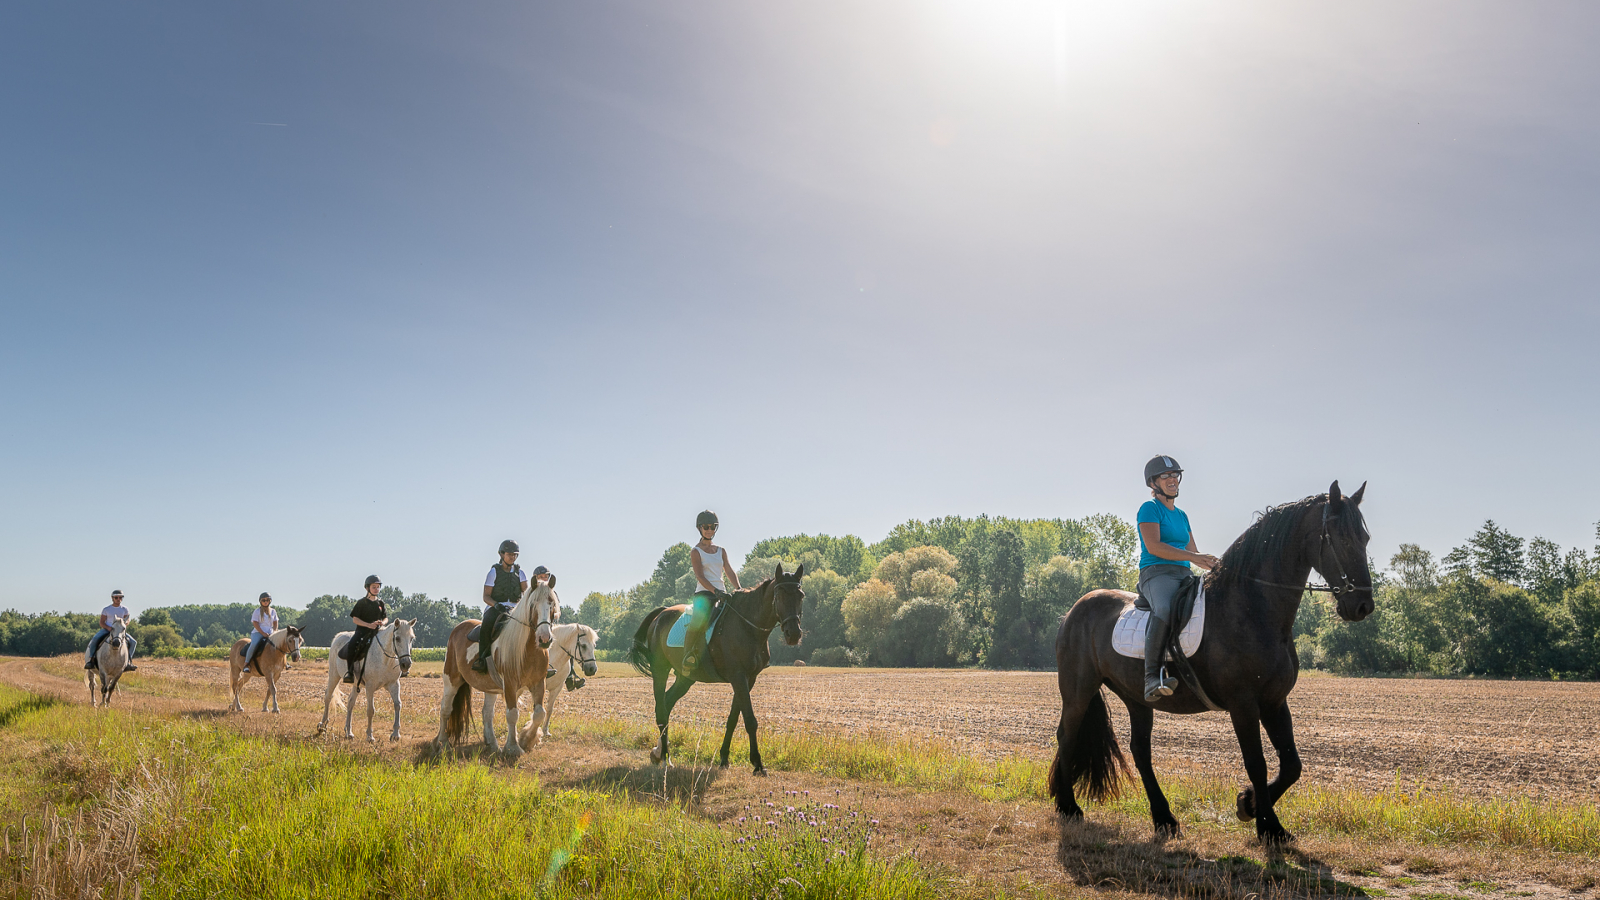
[
  {"x1": 550, "y1": 715, "x2": 1600, "y2": 857},
  {"x1": 153, "y1": 647, "x2": 448, "y2": 662},
  {"x1": 0, "y1": 684, "x2": 941, "y2": 899}
]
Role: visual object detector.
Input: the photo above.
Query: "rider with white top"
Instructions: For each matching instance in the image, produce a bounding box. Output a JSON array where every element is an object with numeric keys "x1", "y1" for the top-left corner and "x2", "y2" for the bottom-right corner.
[
  {"x1": 1136, "y1": 456, "x2": 1221, "y2": 701},
  {"x1": 684, "y1": 510, "x2": 741, "y2": 670},
  {"x1": 244, "y1": 592, "x2": 279, "y2": 676},
  {"x1": 84, "y1": 589, "x2": 138, "y2": 671}
]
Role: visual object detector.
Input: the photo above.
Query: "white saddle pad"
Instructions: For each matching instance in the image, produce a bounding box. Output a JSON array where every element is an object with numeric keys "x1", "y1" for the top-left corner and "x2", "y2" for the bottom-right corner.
[{"x1": 1111, "y1": 581, "x2": 1206, "y2": 659}]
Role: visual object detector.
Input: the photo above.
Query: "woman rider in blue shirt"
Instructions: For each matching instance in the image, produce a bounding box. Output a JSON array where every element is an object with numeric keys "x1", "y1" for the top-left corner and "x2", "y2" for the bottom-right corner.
[{"x1": 1137, "y1": 456, "x2": 1221, "y2": 701}]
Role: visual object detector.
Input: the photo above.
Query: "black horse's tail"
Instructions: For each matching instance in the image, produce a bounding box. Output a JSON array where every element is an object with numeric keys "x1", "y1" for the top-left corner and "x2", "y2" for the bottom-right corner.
[
  {"x1": 1048, "y1": 687, "x2": 1128, "y2": 807},
  {"x1": 629, "y1": 608, "x2": 667, "y2": 678}
]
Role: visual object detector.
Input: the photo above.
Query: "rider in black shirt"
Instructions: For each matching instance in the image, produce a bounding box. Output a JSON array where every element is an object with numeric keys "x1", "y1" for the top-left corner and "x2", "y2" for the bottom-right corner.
[{"x1": 344, "y1": 575, "x2": 388, "y2": 684}]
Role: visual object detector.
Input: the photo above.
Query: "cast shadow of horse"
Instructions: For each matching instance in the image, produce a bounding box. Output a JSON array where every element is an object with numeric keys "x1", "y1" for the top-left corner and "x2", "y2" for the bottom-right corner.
[
  {"x1": 1055, "y1": 816, "x2": 1367, "y2": 898},
  {"x1": 575, "y1": 763, "x2": 726, "y2": 810}
]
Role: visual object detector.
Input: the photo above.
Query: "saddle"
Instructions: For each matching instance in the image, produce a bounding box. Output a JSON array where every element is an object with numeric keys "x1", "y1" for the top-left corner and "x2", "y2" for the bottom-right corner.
[
  {"x1": 465, "y1": 613, "x2": 510, "y2": 646},
  {"x1": 666, "y1": 603, "x2": 726, "y2": 680},
  {"x1": 1113, "y1": 575, "x2": 1205, "y2": 660}
]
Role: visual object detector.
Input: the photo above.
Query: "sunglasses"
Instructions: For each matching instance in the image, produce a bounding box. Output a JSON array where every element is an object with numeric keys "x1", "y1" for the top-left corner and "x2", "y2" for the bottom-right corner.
[
  {"x1": 700, "y1": 524, "x2": 718, "y2": 531},
  {"x1": 1156, "y1": 472, "x2": 1182, "y2": 482}
]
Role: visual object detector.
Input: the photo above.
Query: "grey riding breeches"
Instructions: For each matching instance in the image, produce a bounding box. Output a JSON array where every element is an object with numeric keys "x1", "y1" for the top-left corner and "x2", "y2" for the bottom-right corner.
[{"x1": 1138, "y1": 565, "x2": 1192, "y2": 622}]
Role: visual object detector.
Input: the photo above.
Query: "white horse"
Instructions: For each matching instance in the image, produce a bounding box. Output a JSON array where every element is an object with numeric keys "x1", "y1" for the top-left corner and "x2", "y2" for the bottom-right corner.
[
  {"x1": 317, "y1": 619, "x2": 417, "y2": 742},
  {"x1": 437, "y1": 580, "x2": 555, "y2": 759},
  {"x1": 86, "y1": 619, "x2": 131, "y2": 708},
  {"x1": 530, "y1": 623, "x2": 599, "y2": 740}
]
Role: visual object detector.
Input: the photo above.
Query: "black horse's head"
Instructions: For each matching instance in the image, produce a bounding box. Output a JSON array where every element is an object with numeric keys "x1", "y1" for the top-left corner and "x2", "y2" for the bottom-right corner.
[
  {"x1": 771, "y1": 563, "x2": 805, "y2": 646},
  {"x1": 1318, "y1": 480, "x2": 1373, "y2": 622}
]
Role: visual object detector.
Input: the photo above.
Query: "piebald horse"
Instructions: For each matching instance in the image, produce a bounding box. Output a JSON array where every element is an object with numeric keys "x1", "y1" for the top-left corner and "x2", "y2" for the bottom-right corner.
[
  {"x1": 436, "y1": 580, "x2": 555, "y2": 759},
  {"x1": 317, "y1": 618, "x2": 417, "y2": 742},
  {"x1": 530, "y1": 622, "x2": 599, "y2": 741},
  {"x1": 86, "y1": 619, "x2": 131, "y2": 708},
  {"x1": 227, "y1": 626, "x2": 305, "y2": 713}
]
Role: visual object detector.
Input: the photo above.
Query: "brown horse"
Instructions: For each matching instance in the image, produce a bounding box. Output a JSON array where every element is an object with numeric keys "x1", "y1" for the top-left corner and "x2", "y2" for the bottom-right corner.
[
  {"x1": 630, "y1": 564, "x2": 805, "y2": 774},
  {"x1": 435, "y1": 579, "x2": 555, "y2": 760},
  {"x1": 227, "y1": 626, "x2": 305, "y2": 713}
]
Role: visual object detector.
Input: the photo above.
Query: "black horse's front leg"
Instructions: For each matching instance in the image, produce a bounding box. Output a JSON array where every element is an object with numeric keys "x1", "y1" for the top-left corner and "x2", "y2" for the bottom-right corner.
[
  {"x1": 1126, "y1": 703, "x2": 1179, "y2": 837},
  {"x1": 1230, "y1": 706, "x2": 1294, "y2": 844},
  {"x1": 728, "y1": 672, "x2": 764, "y2": 775},
  {"x1": 1255, "y1": 701, "x2": 1303, "y2": 809}
]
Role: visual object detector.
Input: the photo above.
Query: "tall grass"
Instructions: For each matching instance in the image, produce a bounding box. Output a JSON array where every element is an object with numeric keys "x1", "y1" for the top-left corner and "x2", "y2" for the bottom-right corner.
[{"x1": 0, "y1": 684, "x2": 940, "y2": 899}]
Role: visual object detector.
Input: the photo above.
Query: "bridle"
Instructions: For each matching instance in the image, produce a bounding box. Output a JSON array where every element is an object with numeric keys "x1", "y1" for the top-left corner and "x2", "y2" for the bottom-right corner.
[
  {"x1": 560, "y1": 628, "x2": 598, "y2": 671},
  {"x1": 374, "y1": 623, "x2": 413, "y2": 668},
  {"x1": 723, "y1": 581, "x2": 803, "y2": 636},
  {"x1": 1240, "y1": 502, "x2": 1372, "y2": 598}
]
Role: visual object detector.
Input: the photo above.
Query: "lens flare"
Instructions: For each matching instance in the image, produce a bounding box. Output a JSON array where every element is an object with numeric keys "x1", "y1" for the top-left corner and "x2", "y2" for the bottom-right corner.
[{"x1": 541, "y1": 809, "x2": 594, "y2": 889}]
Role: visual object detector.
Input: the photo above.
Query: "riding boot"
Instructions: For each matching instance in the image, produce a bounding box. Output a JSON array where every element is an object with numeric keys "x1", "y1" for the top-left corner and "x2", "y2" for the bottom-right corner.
[
  {"x1": 343, "y1": 658, "x2": 357, "y2": 684},
  {"x1": 1143, "y1": 615, "x2": 1178, "y2": 701},
  {"x1": 683, "y1": 626, "x2": 708, "y2": 670},
  {"x1": 566, "y1": 661, "x2": 586, "y2": 692}
]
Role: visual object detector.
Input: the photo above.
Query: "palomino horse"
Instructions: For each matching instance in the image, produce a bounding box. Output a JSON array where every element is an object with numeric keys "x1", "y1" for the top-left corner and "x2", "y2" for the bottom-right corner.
[
  {"x1": 530, "y1": 623, "x2": 599, "y2": 741},
  {"x1": 227, "y1": 626, "x2": 306, "y2": 713},
  {"x1": 436, "y1": 580, "x2": 555, "y2": 759},
  {"x1": 1051, "y1": 482, "x2": 1374, "y2": 843},
  {"x1": 86, "y1": 619, "x2": 131, "y2": 708},
  {"x1": 317, "y1": 618, "x2": 417, "y2": 742},
  {"x1": 631, "y1": 564, "x2": 805, "y2": 774}
]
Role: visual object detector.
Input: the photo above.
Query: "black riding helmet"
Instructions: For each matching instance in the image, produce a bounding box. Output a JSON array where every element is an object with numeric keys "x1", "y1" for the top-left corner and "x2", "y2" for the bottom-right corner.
[
  {"x1": 1144, "y1": 455, "x2": 1183, "y2": 486},
  {"x1": 498, "y1": 539, "x2": 519, "y2": 555},
  {"x1": 696, "y1": 510, "x2": 718, "y2": 528},
  {"x1": 364, "y1": 574, "x2": 381, "y2": 588}
]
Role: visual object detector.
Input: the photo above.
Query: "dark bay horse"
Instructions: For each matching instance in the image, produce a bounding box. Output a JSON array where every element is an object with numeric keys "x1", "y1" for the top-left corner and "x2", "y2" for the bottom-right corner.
[
  {"x1": 630, "y1": 563, "x2": 805, "y2": 774},
  {"x1": 1051, "y1": 481, "x2": 1373, "y2": 843}
]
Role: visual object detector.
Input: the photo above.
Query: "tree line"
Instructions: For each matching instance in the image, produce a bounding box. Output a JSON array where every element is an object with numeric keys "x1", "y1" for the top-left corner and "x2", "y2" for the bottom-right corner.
[
  {"x1": 5, "y1": 514, "x2": 1598, "y2": 678},
  {"x1": 1300, "y1": 520, "x2": 1600, "y2": 678}
]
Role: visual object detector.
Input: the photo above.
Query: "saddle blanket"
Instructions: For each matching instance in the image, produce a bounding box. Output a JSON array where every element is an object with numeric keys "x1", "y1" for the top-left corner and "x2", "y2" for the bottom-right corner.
[
  {"x1": 1111, "y1": 582, "x2": 1207, "y2": 660},
  {"x1": 666, "y1": 611, "x2": 718, "y2": 649}
]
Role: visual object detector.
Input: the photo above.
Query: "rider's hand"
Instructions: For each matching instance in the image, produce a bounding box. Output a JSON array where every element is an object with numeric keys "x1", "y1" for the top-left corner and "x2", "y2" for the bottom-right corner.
[{"x1": 1194, "y1": 554, "x2": 1221, "y2": 571}]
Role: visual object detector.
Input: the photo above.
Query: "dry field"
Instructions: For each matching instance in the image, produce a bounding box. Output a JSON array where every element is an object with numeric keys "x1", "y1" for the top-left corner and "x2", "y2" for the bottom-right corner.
[{"x1": 6, "y1": 655, "x2": 1600, "y2": 899}]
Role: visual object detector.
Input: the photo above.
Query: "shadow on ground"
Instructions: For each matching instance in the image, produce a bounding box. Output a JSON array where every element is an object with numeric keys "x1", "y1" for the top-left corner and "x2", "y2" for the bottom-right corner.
[{"x1": 1057, "y1": 817, "x2": 1369, "y2": 898}]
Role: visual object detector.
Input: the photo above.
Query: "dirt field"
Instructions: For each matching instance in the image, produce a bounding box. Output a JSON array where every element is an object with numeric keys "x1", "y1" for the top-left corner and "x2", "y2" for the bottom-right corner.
[
  {"x1": 7, "y1": 656, "x2": 1600, "y2": 899},
  {"x1": 15, "y1": 656, "x2": 1599, "y2": 802}
]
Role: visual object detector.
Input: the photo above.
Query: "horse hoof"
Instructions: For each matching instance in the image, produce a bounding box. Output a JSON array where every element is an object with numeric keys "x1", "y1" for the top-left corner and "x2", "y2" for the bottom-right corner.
[
  {"x1": 1258, "y1": 826, "x2": 1295, "y2": 846},
  {"x1": 650, "y1": 747, "x2": 663, "y2": 764},
  {"x1": 1154, "y1": 821, "x2": 1182, "y2": 840},
  {"x1": 752, "y1": 767, "x2": 767, "y2": 777},
  {"x1": 1235, "y1": 788, "x2": 1256, "y2": 822}
]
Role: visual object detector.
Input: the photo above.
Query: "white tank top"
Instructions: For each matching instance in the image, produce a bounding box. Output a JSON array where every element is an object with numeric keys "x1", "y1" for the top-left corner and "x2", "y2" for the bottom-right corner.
[{"x1": 696, "y1": 546, "x2": 726, "y2": 592}]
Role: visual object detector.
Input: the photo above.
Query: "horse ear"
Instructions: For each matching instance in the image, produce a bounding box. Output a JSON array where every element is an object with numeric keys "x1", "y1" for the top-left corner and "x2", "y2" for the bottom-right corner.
[
  {"x1": 794, "y1": 563, "x2": 804, "y2": 579},
  {"x1": 773, "y1": 562, "x2": 786, "y2": 579},
  {"x1": 1328, "y1": 480, "x2": 1343, "y2": 509},
  {"x1": 1351, "y1": 481, "x2": 1366, "y2": 506}
]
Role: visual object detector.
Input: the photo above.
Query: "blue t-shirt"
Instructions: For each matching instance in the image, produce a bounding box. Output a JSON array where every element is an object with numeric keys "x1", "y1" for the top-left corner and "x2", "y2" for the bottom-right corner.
[{"x1": 1137, "y1": 500, "x2": 1192, "y2": 570}]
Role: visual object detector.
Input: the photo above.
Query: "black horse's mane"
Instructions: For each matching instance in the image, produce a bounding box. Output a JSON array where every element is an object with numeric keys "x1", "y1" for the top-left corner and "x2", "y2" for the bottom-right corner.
[{"x1": 1208, "y1": 493, "x2": 1326, "y2": 591}]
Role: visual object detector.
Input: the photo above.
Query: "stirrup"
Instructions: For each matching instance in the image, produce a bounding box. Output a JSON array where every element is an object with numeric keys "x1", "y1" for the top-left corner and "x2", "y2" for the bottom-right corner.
[
  {"x1": 471, "y1": 656, "x2": 488, "y2": 673},
  {"x1": 1144, "y1": 666, "x2": 1177, "y2": 700}
]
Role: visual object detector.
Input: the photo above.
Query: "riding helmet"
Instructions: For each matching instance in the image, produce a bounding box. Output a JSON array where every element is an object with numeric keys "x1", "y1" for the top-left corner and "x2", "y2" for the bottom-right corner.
[
  {"x1": 532, "y1": 565, "x2": 550, "y2": 576},
  {"x1": 696, "y1": 510, "x2": 719, "y2": 528},
  {"x1": 1143, "y1": 455, "x2": 1183, "y2": 485},
  {"x1": 259, "y1": 592, "x2": 272, "y2": 602},
  {"x1": 364, "y1": 574, "x2": 381, "y2": 588},
  {"x1": 498, "y1": 539, "x2": 520, "y2": 555}
]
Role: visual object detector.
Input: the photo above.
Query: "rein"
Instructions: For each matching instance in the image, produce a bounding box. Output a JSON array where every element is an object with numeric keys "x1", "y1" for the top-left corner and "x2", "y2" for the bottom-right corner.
[
  {"x1": 721, "y1": 584, "x2": 800, "y2": 636},
  {"x1": 1235, "y1": 503, "x2": 1371, "y2": 598}
]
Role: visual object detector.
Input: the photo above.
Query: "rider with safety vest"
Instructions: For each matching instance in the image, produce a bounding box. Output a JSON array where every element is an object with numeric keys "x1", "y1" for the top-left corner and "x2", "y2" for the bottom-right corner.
[
  {"x1": 1136, "y1": 456, "x2": 1221, "y2": 701},
  {"x1": 84, "y1": 589, "x2": 138, "y2": 671},
  {"x1": 685, "y1": 510, "x2": 741, "y2": 670},
  {"x1": 473, "y1": 540, "x2": 528, "y2": 673}
]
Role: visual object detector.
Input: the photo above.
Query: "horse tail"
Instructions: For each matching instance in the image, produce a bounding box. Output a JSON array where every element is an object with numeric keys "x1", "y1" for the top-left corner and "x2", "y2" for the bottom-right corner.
[
  {"x1": 1048, "y1": 687, "x2": 1128, "y2": 805},
  {"x1": 445, "y1": 681, "x2": 473, "y2": 744},
  {"x1": 629, "y1": 608, "x2": 666, "y2": 678}
]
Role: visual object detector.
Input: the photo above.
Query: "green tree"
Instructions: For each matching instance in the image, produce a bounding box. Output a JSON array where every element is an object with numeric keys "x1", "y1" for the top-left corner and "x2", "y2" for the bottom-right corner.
[
  {"x1": 296, "y1": 595, "x2": 354, "y2": 646},
  {"x1": 982, "y1": 530, "x2": 1028, "y2": 669},
  {"x1": 1464, "y1": 520, "x2": 1526, "y2": 584}
]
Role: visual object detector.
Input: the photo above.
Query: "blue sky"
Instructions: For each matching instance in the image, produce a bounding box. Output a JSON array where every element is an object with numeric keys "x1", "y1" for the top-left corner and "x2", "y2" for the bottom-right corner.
[{"x1": 3, "y1": 1, "x2": 1597, "y2": 616}]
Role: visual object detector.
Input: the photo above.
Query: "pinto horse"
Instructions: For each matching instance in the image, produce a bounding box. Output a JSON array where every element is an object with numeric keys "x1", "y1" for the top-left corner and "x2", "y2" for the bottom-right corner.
[
  {"x1": 630, "y1": 563, "x2": 804, "y2": 774},
  {"x1": 86, "y1": 619, "x2": 131, "y2": 708},
  {"x1": 436, "y1": 579, "x2": 555, "y2": 760},
  {"x1": 1050, "y1": 481, "x2": 1374, "y2": 843},
  {"x1": 228, "y1": 626, "x2": 305, "y2": 714}
]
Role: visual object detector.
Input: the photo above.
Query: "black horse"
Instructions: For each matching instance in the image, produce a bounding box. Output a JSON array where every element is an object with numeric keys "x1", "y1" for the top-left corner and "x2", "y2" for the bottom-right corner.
[
  {"x1": 630, "y1": 563, "x2": 805, "y2": 774},
  {"x1": 1050, "y1": 481, "x2": 1374, "y2": 843}
]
